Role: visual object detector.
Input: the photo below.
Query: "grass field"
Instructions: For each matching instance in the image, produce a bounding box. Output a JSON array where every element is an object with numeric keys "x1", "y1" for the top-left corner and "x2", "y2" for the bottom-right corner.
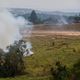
[
  {"x1": 2, "y1": 32, "x2": 80, "y2": 80},
  {"x1": 27, "y1": 36, "x2": 80, "y2": 75}
]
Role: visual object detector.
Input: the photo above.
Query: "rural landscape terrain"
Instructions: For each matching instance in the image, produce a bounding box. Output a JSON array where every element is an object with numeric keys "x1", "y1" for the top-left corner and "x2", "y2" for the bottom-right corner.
[
  {"x1": 1, "y1": 23, "x2": 80, "y2": 80},
  {"x1": 0, "y1": 8, "x2": 80, "y2": 80}
]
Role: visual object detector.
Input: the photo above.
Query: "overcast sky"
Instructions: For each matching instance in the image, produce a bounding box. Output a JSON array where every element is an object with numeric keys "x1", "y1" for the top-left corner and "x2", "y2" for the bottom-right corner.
[{"x1": 0, "y1": 0, "x2": 80, "y2": 12}]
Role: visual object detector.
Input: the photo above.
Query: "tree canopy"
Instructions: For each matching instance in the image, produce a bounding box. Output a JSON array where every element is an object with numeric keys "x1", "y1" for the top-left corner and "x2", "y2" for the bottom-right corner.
[
  {"x1": 29, "y1": 10, "x2": 39, "y2": 24},
  {"x1": 0, "y1": 40, "x2": 26, "y2": 77}
]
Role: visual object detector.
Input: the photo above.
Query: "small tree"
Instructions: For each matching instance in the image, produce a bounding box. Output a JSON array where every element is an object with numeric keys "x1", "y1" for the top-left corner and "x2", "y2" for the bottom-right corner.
[{"x1": 0, "y1": 40, "x2": 26, "y2": 77}]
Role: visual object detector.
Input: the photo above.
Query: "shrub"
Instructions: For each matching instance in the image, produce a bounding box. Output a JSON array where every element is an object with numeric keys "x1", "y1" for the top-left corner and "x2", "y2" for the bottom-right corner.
[
  {"x1": 51, "y1": 61, "x2": 69, "y2": 80},
  {"x1": 71, "y1": 59, "x2": 80, "y2": 80},
  {"x1": 0, "y1": 40, "x2": 26, "y2": 77}
]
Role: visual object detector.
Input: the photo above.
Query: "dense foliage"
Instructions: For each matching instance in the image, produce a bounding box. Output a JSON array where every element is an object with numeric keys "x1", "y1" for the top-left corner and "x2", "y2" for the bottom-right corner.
[
  {"x1": 51, "y1": 61, "x2": 69, "y2": 80},
  {"x1": 51, "y1": 60, "x2": 80, "y2": 80},
  {"x1": 0, "y1": 40, "x2": 26, "y2": 77},
  {"x1": 28, "y1": 10, "x2": 38, "y2": 24}
]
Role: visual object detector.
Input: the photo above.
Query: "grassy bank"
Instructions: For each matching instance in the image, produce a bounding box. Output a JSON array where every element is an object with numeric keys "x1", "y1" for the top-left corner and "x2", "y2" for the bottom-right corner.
[{"x1": 0, "y1": 75, "x2": 52, "y2": 80}]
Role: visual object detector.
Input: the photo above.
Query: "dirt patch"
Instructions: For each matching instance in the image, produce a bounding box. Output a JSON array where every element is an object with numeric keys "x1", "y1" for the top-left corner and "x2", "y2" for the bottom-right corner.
[
  {"x1": 31, "y1": 24, "x2": 80, "y2": 37},
  {"x1": 32, "y1": 30, "x2": 80, "y2": 36}
]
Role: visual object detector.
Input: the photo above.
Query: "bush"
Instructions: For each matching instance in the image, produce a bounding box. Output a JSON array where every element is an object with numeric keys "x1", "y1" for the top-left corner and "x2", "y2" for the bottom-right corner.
[
  {"x1": 71, "y1": 59, "x2": 80, "y2": 80},
  {"x1": 51, "y1": 61, "x2": 69, "y2": 80},
  {"x1": 0, "y1": 40, "x2": 26, "y2": 77}
]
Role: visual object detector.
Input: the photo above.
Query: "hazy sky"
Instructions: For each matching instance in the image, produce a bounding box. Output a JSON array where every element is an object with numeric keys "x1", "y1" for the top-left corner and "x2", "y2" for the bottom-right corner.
[{"x1": 0, "y1": 0, "x2": 80, "y2": 12}]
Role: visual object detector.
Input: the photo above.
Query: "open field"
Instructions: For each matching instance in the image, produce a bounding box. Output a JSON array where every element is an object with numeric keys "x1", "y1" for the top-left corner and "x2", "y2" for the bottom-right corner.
[
  {"x1": 2, "y1": 24, "x2": 80, "y2": 80},
  {"x1": 33, "y1": 23, "x2": 80, "y2": 31},
  {"x1": 3, "y1": 35, "x2": 80, "y2": 80},
  {"x1": 32, "y1": 23, "x2": 80, "y2": 36},
  {"x1": 32, "y1": 30, "x2": 80, "y2": 36}
]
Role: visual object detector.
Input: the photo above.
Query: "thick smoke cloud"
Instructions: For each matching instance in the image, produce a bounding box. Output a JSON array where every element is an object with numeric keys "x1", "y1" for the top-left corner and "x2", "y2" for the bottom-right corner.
[{"x1": 0, "y1": 9, "x2": 33, "y2": 53}]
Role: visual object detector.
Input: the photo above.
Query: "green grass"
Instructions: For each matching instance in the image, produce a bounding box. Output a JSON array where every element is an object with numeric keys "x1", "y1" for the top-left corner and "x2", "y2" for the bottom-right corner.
[
  {"x1": 0, "y1": 75, "x2": 51, "y2": 80},
  {"x1": 2, "y1": 35, "x2": 80, "y2": 80},
  {"x1": 25, "y1": 36, "x2": 80, "y2": 76}
]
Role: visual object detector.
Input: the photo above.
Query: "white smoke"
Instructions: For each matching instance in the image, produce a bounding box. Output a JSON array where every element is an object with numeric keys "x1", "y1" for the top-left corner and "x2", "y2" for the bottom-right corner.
[
  {"x1": 0, "y1": 9, "x2": 33, "y2": 56},
  {"x1": 57, "y1": 15, "x2": 68, "y2": 25},
  {"x1": 23, "y1": 42, "x2": 34, "y2": 56}
]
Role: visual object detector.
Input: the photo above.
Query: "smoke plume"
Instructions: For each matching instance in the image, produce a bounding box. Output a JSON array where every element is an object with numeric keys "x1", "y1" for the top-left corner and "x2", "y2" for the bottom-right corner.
[{"x1": 0, "y1": 9, "x2": 33, "y2": 55}]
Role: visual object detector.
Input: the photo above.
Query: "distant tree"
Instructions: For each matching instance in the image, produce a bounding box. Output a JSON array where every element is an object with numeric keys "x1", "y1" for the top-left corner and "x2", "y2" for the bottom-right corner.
[
  {"x1": 74, "y1": 16, "x2": 80, "y2": 23},
  {"x1": 68, "y1": 15, "x2": 80, "y2": 23},
  {"x1": 29, "y1": 10, "x2": 39, "y2": 24}
]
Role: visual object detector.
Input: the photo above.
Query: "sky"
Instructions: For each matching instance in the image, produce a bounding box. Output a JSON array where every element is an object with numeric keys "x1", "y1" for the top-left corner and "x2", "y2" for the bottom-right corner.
[{"x1": 0, "y1": 0, "x2": 80, "y2": 12}]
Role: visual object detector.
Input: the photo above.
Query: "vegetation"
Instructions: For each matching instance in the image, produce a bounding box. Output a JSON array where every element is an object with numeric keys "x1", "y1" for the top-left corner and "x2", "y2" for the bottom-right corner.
[
  {"x1": 68, "y1": 15, "x2": 80, "y2": 23},
  {"x1": 51, "y1": 61, "x2": 69, "y2": 80},
  {"x1": 28, "y1": 10, "x2": 43, "y2": 24},
  {"x1": 0, "y1": 40, "x2": 26, "y2": 77},
  {"x1": 28, "y1": 10, "x2": 38, "y2": 24},
  {"x1": 71, "y1": 59, "x2": 80, "y2": 80},
  {"x1": 0, "y1": 36, "x2": 80, "y2": 79}
]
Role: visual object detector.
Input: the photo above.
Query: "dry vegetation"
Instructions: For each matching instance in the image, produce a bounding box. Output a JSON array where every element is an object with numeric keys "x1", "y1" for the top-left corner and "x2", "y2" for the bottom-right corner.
[{"x1": 32, "y1": 23, "x2": 80, "y2": 36}]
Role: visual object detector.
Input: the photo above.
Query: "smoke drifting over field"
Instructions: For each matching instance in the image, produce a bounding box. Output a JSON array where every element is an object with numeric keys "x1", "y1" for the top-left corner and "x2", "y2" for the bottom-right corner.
[
  {"x1": 0, "y1": 9, "x2": 33, "y2": 54},
  {"x1": 57, "y1": 15, "x2": 68, "y2": 25}
]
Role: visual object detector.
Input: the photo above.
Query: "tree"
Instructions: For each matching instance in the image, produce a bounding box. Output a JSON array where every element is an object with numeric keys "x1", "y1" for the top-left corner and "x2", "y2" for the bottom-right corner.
[
  {"x1": 0, "y1": 40, "x2": 26, "y2": 77},
  {"x1": 29, "y1": 10, "x2": 38, "y2": 24}
]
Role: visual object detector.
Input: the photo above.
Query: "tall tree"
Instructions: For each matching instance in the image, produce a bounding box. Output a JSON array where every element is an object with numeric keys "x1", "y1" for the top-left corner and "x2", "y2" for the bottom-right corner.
[{"x1": 29, "y1": 10, "x2": 38, "y2": 24}]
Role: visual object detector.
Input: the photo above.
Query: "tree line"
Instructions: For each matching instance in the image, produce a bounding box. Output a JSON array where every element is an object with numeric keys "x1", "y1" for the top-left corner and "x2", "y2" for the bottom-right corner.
[{"x1": 28, "y1": 10, "x2": 80, "y2": 24}]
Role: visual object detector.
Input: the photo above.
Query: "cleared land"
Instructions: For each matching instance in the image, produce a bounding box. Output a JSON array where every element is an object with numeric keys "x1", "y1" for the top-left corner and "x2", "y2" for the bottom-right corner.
[
  {"x1": 32, "y1": 30, "x2": 80, "y2": 36},
  {"x1": 32, "y1": 23, "x2": 80, "y2": 36}
]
